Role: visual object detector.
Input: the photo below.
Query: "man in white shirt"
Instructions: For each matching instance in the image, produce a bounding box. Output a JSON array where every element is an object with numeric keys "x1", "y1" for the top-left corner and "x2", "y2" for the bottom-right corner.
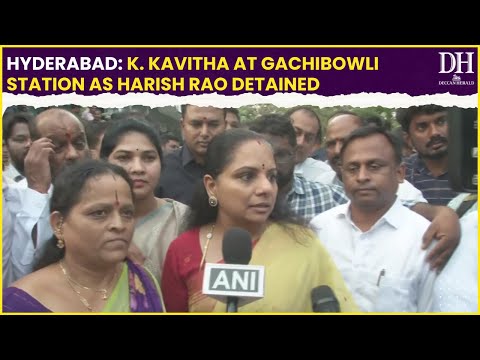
[
  {"x1": 432, "y1": 210, "x2": 477, "y2": 312},
  {"x1": 2, "y1": 175, "x2": 14, "y2": 287},
  {"x1": 3, "y1": 108, "x2": 90, "y2": 282},
  {"x1": 325, "y1": 110, "x2": 426, "y2": 205},
  {"x1": 311, "y1": 126, "x2": 437, "y2": 312},
  {"x1": 324, "y1": 111, "x2": 461, "y2": 271},
  {"x1": 284, "y1": 106, "x2": 337, "y2": 184}
]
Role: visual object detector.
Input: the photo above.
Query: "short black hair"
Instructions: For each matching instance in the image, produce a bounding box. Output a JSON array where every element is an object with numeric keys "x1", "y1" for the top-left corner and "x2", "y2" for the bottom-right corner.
[
  {"x1": 2, "y1": 111, "x2": 33, "y2": 141},
  {"x1": 84, "y1": 121, "x2": 110, "y2": 150},
  {"x1": 284, "y1": 105, "x2": 322, "y2": 140},
  {"x1": 181, "y1": 104, "x2": 227, "y2": 119},
  {"x1": 248, "y1": 113, "x2": 297, "y2": 148},
  {"x1": 396, "y1": 104, "x2": 446, "y2": 133},
  {"x1": 226, "y1": 107, "x2": 240, "y2": 119},
  {"x1": 159, "y1": 132, "x2": 181, "y2": 147},
  {"x1": 363, "y1": 115, "x2": 385, "y2": 129},
  {"x1": 340, "y1": 126, "x2": 403, "y2": 165}
]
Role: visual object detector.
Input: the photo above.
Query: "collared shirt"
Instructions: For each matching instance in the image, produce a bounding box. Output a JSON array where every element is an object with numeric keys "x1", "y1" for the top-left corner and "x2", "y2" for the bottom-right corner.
[
  {"x1": 310, "y1": 148, "x2": 328, "y2": 162},
  {"x1": 286, "y1": 174, "x2": 349, "y2": 223},
  {"x1": 330, "y1": 174, "x2": 426, "y2": 209},
  {"x1": 3, "y1": 182, "x2": 54, "y2": 282},
  {"x1": 310, "y1": 198, "x2": 437, "y2": 312},
  {"x1": 3, "y1": 164, "x2": 24, "y2": 182},
  {"x1": 294, "y1": 157, "x2": 337, "y2": 184},
  {"x1": 156, "y1": 146, "x2": 207, "y2": 206},
  {"x1": 404, "y1": 153, "x2": 459, "y2": 206},
  {"x1": 432, "y1": 210, "x2": 478, "y2": 312}
]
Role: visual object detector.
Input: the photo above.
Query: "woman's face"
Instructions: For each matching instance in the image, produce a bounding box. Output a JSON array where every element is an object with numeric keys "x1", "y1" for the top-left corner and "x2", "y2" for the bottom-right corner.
[
  {"x1": 57, "y1": 174, "x2": 135, "y2": 266},
  {"x1": 107, "y1": 132, "x2": 161, "y2": 201},
  {"x1": 207, "y1": 139, "x2": 278, "y2": 227}
]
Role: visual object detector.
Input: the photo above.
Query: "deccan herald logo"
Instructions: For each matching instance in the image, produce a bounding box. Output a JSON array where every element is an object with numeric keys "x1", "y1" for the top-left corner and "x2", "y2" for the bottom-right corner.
[{"x1": 438, "y1": 52, "x2": 475, "y2": 86}]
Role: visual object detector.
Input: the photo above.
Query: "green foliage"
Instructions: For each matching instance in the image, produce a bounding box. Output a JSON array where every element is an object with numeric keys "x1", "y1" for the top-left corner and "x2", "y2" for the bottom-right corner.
[{"x1": 238, "y1": 104, "x2": 398, "y2": 131}]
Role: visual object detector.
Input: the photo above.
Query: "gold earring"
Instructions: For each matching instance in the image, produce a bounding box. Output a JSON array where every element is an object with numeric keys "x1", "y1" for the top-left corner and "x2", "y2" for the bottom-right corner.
[
  {"x1": 56, "y1": 235, "x2": 65, "y2": 249},
  {"x1": 208, "y1": 196, "x2": 218, "y2": 207},
  {"x1": 56, "y1": 219, "x2": 65, "y2": 249}
]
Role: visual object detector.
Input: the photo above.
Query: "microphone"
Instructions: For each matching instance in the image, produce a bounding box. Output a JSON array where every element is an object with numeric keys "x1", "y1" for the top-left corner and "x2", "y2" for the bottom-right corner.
[
  {"x1": 202, "y1": 227, "x2": 265, "y2": 311},
  {"x1": 311, "y1": 285, "x2": 340, "y2": 312},
  {"x1": 222, "y1": 228, "x2": 252, "y2": 312}
]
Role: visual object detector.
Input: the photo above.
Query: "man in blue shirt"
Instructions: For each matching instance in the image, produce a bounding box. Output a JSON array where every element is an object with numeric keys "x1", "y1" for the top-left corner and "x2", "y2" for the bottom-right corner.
[
  {"x1": 397, "y1": 105, "x2": 459, "y2": 206},
  {"x1": 249, "y1": 113, "x2": 349, "y2": 223}
]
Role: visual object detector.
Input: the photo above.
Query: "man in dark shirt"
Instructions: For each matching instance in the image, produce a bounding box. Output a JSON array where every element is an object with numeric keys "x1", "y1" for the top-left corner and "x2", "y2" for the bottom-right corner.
[
  {"x1": 155, "y1": 104, "x2": 226, "y2": 205},
  {"x1": 397, "y1": 105, "x2": 459, "y2": 206}
]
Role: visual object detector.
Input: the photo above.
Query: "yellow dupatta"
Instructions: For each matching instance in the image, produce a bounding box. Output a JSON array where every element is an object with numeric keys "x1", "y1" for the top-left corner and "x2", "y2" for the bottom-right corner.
[{"x1": 211, "y1": 223, "x2": 359, "y2": 313}]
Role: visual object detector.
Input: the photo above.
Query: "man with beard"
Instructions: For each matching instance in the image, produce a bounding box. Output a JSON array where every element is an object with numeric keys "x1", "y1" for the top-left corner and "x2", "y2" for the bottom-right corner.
[
  {"x1": 248, "y1": 114, "x2": 348, "y2": 223},
  {"x1": 397, "y1": 105, "x2": 459, "y2": 206},
  {"x1": 324, "y1": 110, "x2": 461, "y2": 271},
  {"x1": 3, "y1": 108, "x2": 90, "y2": 282},
  {"x1": 2, "y1": 111, "x2": 33, "y2": 183}
]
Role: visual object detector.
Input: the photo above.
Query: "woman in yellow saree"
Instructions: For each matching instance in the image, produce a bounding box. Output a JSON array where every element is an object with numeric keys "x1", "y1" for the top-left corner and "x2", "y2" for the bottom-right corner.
[{"x1": 161, "y1": 129, "x2": 358, "y2": 313}]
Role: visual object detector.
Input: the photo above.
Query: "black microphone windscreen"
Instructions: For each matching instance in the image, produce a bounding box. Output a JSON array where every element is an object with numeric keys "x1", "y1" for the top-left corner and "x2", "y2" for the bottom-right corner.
[
  {"x1": 311, "y1": 285, "x2": 340, "y2": 312},
  {"x1": 222, "y1": 227, "x2": 252, "y2": 265}
]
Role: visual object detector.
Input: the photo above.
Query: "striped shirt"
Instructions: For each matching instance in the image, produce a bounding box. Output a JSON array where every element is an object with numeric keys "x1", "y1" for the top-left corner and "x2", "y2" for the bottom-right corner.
[{"x1": 404, "y1": 154, "x2": 459, "y2": 206}]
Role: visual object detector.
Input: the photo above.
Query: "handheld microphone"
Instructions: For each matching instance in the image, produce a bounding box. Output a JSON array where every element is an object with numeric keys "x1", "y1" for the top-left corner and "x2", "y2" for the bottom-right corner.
[
  {"x1": 222, "y1": 227, "x2": 252, "y2": 312},
  {"x1": 311, "y1": 285, "x2": 340, "y2": 312},
  {"x1": 202, "y1": 227, "x2": 265, "y2": 310}
]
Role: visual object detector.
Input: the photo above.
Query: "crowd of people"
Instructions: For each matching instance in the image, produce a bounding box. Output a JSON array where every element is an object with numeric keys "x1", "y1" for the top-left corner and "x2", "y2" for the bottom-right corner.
[{"x1": 2, "y1": 103, "x2": 477, "y2": 313}]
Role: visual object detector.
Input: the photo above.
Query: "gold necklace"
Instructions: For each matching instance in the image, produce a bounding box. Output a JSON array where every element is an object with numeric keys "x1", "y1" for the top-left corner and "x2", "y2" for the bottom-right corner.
[
  {"x1": 199, "y1": 224, "x2": 215, "y2": 269},
  {"x1": 59, "y1": 261, "x2": 116, "y2": 312}
]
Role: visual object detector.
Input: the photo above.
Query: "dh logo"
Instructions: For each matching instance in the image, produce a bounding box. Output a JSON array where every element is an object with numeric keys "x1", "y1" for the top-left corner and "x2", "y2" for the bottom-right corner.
[{"x1": 439, "y1": 52, "x2": 474, "y2": 74}]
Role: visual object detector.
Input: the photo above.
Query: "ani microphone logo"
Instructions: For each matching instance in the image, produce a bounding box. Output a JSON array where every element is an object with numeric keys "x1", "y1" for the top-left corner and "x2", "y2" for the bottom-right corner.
[{"x1": 438, "y1": 52, "x2": 475, "y2": 86}]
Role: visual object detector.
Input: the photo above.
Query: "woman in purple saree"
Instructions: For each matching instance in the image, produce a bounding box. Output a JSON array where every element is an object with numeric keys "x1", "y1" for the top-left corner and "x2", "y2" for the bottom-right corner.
[
  {"x1": 2, "y1": 160, "x2": 164, "y2": 313},
  {"x1": 3, "y1": 259, "x2": 163, "y2": 312}
]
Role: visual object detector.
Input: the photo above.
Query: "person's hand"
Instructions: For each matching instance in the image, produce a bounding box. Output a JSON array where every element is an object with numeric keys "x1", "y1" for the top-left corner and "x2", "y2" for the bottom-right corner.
[
  {"x1": 127, "y1": 243, "x2": 146, "y2": 265},
  {"x1": 24, "y1": 137, "x2": 55, "y2": 193},
  {"x1": 422, "y1": 206, "x2": 461, "y2": 272}
]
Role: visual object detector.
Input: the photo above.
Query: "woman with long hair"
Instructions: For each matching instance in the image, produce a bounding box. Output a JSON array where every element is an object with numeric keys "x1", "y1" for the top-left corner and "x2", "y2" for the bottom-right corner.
[{"x1": 161, "y1": 128, "x2": 358, "y2": 312}]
